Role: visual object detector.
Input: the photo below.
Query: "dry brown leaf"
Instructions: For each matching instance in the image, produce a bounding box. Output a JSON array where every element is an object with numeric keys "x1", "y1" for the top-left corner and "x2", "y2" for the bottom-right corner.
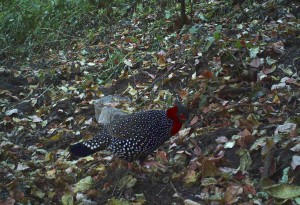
[
  {"x1": 0, "y1": 197, "x2": 16, "y2": 205},
  {"x1": 237, "y1": 129, "x2": 255, "y2": 148},
  {"x1": 249, "y1": 57, "x2": 263, "y2": 68},
  {"x1": 156, "y1": 151, "x2": 168, "y2": 163},
  {"x1": 224, "y1": 185, "x2": 243, "y2": 204},
  {"x1": 202, "y1": 157, "x2": 221, "y2": 178},
  {"x1": 273, "y1": 41, "x2": 285, "y2": 55},
  {"x1": 202, "y1": 70, "x2": 213, "y2": 79},
  {"x1": 190, "y1": 116, "x2": 199, "y2": 126},
  {"x1": 243, "y1": 184, "x2": 256, "y2": 195}
]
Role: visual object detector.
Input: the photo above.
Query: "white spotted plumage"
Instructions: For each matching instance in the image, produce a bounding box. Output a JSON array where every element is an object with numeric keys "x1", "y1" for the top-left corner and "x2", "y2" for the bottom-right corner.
[{"x1": 70, "y1": 106, "x2": 187, "y2": 162}]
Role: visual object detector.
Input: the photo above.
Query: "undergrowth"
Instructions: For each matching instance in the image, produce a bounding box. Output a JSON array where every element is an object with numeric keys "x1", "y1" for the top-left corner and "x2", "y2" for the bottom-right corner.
[
  {"x1": 0, "y1": 0, "x2": 141, "y2": 59},
  {"x1": 1, "y1": 0, "x2": 280, "y2": 61}
]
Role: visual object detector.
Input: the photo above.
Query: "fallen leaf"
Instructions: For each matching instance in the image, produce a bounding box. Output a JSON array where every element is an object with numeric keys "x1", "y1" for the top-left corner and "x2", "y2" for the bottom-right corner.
[
  {"x1": 184, "y1": 170, "x2": 200, "y2": 185},
  {"x1": 224, "y1": 185, "x2": 243, "y2": 204},
  {"x1": 123, "y1": 59, "x2": 133, "y2": 67},
  {"x1": 201, "y1": 177, "x2": 218, "y2": 186},
  {"x1": 31, "y1": 189, "x2": 45, "y2": 199},
  {"x1": 5, "y1": 109, "x2": 19, "y2": 116},
  {"x1": 190, "y1": 116, "x2": 198, "y2": 126},
  {"x1": 286, "y1": 78, "x2": 300, "y2": 87},
  {"x1": 262, "y1": 66, "x2": 277, "y2": 74},
  {"x1": 184, "y1": 199, "x2": 201, "y2": 205},
  {"x1": 0, "y1": 197, "x2": 15, "y2": 205},
  {"x1": 107, "y1": 197, "x2": 131, "y2": 205},
  {"x1": 224, "y1": 141, "x2": 235, "y2": 149},
  {"x1": 61, "y1": 192, "x2": 73, "y2": 205},
  {"x1": 215, "y1": 136, "x2": 229, "y2": 144},
  {"x1": 202, "y1": 157, "x2": 221, "y2": 177},
  {"x1": 249, "y1": 57, "x2": 263, "y2": 68},
  {"x1": 74, "y1": 176, "x2": 94, "y2": 193},
  {"x1": 291, "y1": 144, "x2": 300, "y2": 152},
  {"x1": 273, "y1": 41, "x2": 285, "y2": 55},
  {"x1": 29, "y1": 115, "x2": 43, "y2": 122},
  {"x1": 237, "y1": 129, "x2": 255, "y2": 148},
  {"x1": 273, "y1": 95, "x2": 280, "y2": 104},
  {"x1": 156, "y1": 150, "x2": 168, "y2": 162},
  {"x1": 178, "y1": 89, "x2": 189, "y2": 99},
  {"x1": 157, "y1": 55, "x2": 166, "y2": 67},
  {"x1": 237, "y1": 149, "x2": 252, "y2": 172},
  {"x1": 117, "y1": 175, "x2": 137, "y2": 189},
  {"x1": 202, "y1": 70, "x2": 213, "y2": 79},
  {"x1": 275, "y1": 123, "x2": 297, "y2": 136},
  {"x1": 16, "y1": 163, "x2": 30, "y2": 171},
  {"x1": 249, "y1": 47, "x2": 259, "y2": 58},
  {"x1": 291, "y1": 155, "x2": 300, "y2": 170},
  {"x1": 243, "y1": 184, "x2": 256, "y2": 195},
  {"x1": 267, "y1": 184, "x2": 300, "y2": 199}
]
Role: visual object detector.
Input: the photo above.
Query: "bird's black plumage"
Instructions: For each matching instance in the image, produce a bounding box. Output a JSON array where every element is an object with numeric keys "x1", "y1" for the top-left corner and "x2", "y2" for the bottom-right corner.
[{"x1": 70, "y1": 106, "x2": 187, "y2": 162}]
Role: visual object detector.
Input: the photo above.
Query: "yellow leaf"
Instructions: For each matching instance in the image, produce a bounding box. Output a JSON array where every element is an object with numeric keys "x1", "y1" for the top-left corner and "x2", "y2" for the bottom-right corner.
[
  {"x1": 157, "y1": 56, "x2": 166, "y2": 67},
  {"x1": 47, "y1": 133, "x2": 62, "y2": 142},
  {"x1": 273, "y1": 95, "x2": 280, "y2": 103}
]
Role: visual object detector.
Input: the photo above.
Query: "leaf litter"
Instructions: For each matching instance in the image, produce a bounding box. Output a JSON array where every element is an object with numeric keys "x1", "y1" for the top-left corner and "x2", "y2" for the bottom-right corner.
[{"x1": 1, "y1": 1, "x2": 300, "y2": 204}]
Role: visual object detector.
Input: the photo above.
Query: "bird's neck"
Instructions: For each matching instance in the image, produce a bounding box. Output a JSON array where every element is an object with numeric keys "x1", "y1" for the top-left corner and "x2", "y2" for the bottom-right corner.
[{"x1": 167, "y1": 106, "x2": 183, "y2": 135}]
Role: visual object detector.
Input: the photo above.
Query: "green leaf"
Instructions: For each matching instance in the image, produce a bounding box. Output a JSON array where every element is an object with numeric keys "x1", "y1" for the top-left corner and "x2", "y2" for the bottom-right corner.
[
  {"x1": 237, "y1": 149, "x2": 252, "y2": 171},
  {"x1": 267, "y1": 184, "x2": 300, "y2": 199},
  {"x1": 189, "y1": 25, "x2": 199, "y2": 34},
  {"x1": 74, "y1": 176, "x2": 94, "y2": 193},
  {"x1": 31, "y1": 188, "x2": 45, "y2": 199},
  {"x1": 266, "y1": 56, "x2": 277, "y2": 65},
  {"x1": 280, "y1": 167, "x2": 290, "y2": 183},
  {"x1": 107, "y1": 197, "x2": 131, "y2": 205},
  {"x1": 224, "y1": 141, "x2": 235, "y2": 149},
  {"x1": 201, "y1": 177, "x2": 218, "y2": 186},
  {"x1": 62, "y1": 192, "x2": 73, "y2": 205},
  {"x1": 215, "y1": 24, "x2": 222, "y2": 33},
  {"x1": 204, "y1": 36, "x2": 215, "y2": 52},
  {"x1": 117, "y1": 175, "x2": 137, "y2": 189},
  {"x1": 135, "y1": 193, "x2": 146, "y2": 203},
  {"x1": 198, "y1": 13, "x2": 207, "y2": 21},
  {"x1": 184, "y1": 170, "x2": 200, "y2": 185},
  {"x1": 165, "y1": 10, "x2": 171, "y2": 19}
]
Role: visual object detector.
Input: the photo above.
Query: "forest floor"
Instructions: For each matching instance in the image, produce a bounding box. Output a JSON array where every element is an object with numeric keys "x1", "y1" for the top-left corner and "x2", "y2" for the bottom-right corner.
[{"x1": 1, "y1": 1, "x2": 300, "y2": 205}]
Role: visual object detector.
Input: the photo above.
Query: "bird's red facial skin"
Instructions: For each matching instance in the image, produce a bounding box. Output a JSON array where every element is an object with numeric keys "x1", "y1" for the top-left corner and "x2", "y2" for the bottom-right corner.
[
  {"x1": 167, "y1": 105, "x2": 184, "y2": 135},
  {"x1": 170, "y1": 121, "x2": 183, "y2": 135},
  {"x1": 166, "y1": 105, "x2": 179, "y2": 119}
]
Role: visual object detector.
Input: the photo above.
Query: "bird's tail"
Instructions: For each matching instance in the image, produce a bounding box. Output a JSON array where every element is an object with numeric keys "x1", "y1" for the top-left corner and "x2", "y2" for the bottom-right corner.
[{"x1": 69, "y1": 130, "x2": 111, "y2": 158}]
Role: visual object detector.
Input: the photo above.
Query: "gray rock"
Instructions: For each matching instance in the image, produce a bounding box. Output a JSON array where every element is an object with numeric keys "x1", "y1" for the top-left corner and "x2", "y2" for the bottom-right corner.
[{"x1": 94, "y1": 95, "x2": 131, "y2": 125}]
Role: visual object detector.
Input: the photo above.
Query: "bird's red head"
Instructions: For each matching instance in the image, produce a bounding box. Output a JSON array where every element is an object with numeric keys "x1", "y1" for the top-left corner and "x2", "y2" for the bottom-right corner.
[{"x1": 167, "y1": 104, "x2": 189, "y2": 135}]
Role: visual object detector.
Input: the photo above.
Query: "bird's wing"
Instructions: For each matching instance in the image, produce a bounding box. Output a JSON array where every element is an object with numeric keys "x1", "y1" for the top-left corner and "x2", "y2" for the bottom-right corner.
[{"x1": 106, "y1": 110, "x2": 165, "y2": 139}]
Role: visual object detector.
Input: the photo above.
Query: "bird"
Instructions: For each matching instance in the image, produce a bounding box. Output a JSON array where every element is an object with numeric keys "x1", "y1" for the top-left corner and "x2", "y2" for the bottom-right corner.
[{"x1": 69, "y1": 103, "x2": 189, "y2": 162}]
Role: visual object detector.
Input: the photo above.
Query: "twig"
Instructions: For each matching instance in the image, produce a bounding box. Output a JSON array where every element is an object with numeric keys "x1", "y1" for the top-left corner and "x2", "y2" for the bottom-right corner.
[
  {"x1": 156, "y1": 187, "x2": 165, "y2": 197},
  {"x1": 22, "y1": 84, "x2": 54, "y2": 101},
  {"x1": 170, "y1": 181, "x2": 184, "y2": 201}
]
